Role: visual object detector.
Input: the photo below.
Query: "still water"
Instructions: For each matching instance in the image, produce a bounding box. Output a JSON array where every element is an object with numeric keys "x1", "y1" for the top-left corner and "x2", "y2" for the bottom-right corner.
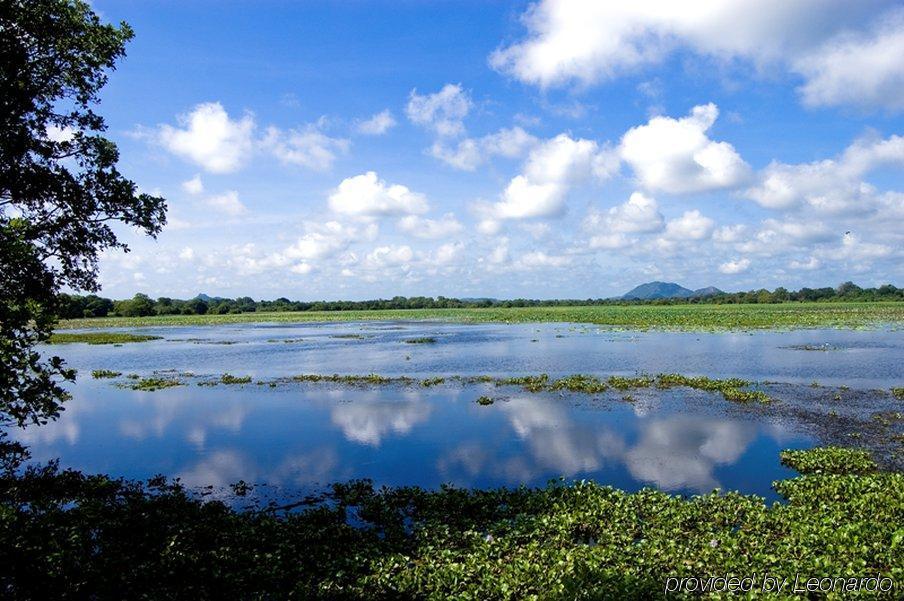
[{"x1": 15, "y1": 321, "x2": 903, "y2": 502}]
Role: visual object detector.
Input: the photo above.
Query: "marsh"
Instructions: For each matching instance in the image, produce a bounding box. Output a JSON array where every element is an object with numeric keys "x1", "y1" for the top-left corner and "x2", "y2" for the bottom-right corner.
[{"x1": 16, "y1": 321, "x2": 902, "y2": 504}]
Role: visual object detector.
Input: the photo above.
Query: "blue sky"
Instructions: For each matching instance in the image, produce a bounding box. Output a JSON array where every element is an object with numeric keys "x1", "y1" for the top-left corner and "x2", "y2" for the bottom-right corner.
[{"x1": 90, "y1": 0, "x2": 904, "y2": 300}]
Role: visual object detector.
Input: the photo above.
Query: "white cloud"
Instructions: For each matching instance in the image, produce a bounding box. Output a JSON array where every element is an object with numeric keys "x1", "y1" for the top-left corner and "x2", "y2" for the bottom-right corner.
[
  {"x1": 406, "y1": 84, "x2": 472, "y2": 137},
  {"x1": 601, "y1": 191, "x2": 664, "y2": 234},
  {"x1": 356, "y1": 109, "x2": 397, "y2": 135},
  {"x1": 181, "y1": 175, "x2": 204, "y2": 195},
  {"x1": 365, "y1": 245, "x2": 415, "y2": 268},
  {"x1": 746, "y1": 134, "x2": 904, "y2": 212},
  {"x1": 204, "y1": 190, "x2": 247, "y2": 216},
  {"x1": 515, "y1": 250, "x2": 571, "y2": 269},
  {"x1": 159, "y1": 102, "x2": 255, "y2": 173},
  {"x1": 789, "y1": 256, "x2": 821, "y2": 270},
  {"x1": 619, "y1": 104, "x2": 750, "y2": 194},
  {"x1": 328, "y1": 171, "x2": 429, "y2": 217},
  {"x1": 46, "y1": 124, "x2": 76, "y2": 143},
  {"x1": 178, "y1": 247, "x2": 195, "y2": 261},
  {"x1": 663, "y1": 210, "x2": 714, "y2": 241},
  {"x1": 718, "y1": 258, "x2": 751, "y2": 274},
  {"x1": 588, "y1": 232, "x2": 632, "y2": 250},
  {"x1": 487, "y1": 134, "x2": 616, "y2": 221},
  {"x1": 713, "y1": 224, "x2": 747, "y2": 244},
  {"x1": 262, "y1": 125, "x2": 349, "y2": 171},
  {"x1": 430, "y1": 126, "x2": 537, "y2": 170},
  {"x1": 795, "y1": 14, "x2": 904, "y2": 110},
  {"x1": 491, "y1": 1, "x2": 900, "y2": 111},
  {"x1": 397, "y1": 213, "x2": 463, "y2": 239}
]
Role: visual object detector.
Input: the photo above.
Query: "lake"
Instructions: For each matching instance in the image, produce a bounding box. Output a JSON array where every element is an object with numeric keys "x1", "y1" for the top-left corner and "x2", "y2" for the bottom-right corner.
[{"x1": 15, "y1": 321, "x2": 904, "y2": 504}]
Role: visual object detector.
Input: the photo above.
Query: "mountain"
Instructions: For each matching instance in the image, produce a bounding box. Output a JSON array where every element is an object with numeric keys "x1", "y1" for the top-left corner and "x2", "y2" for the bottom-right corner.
[
  {"x1": 620, "y1": 282, "x2": 723, "y2": 300},
  {"x1": 195, "y1": 293, "x2": 225, "y2": 302},
  {"x1": 691, "y1": 286, "x2": 723, "y2": 298}
]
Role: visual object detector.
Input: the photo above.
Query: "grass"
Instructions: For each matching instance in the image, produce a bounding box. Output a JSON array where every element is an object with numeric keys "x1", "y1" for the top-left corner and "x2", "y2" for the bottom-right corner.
[
  {"x1": 220, "y1": 373, "x2": 252, "y2": 385},
  {"x1": 2, "y1": 447, "x2": 901, "y2": 598},
  {"x1": 47, "y1": 332, "x2": 162, "y2": 344},
  {"x1": 90, "y1": 369, "x2": 121, "y2": 379},
  {"x1": 55, "y1": 302, "x2": 904, "y2": 331}
]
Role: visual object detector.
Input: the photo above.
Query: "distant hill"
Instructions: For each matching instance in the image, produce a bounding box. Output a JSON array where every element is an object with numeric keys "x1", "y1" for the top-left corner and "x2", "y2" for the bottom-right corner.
[{"x1": 621, "y1": 282, "x2": 723, "y2": 300}]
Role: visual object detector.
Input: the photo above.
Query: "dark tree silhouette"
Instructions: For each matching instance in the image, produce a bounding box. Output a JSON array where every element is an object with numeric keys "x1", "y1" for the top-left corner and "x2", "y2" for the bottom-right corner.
[{"x1": 1, "y1": 0, "x2": 166, "y2": 435}]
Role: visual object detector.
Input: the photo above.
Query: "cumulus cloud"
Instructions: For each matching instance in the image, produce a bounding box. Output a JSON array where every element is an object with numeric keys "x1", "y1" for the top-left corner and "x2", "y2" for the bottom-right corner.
[
  {"x1": 491, "y1": 0, "x2": 900, "y2": 111},
  {"x1": 745, "y1": 134, "x2": 904, "y2": 213},
  {"x1": 406, "y1": 84, "x2": 472, "y2": 137},
  {"x1": 328, "y1": 171, "x2": 429, "y2": 217},
  {"x1": 397, "y1": 213, "x2": 463, "y2": 239},
  {"x1": 795, "y1": 14, "x2": 904, "y2": 110},
  {"x1": 514, "y1": 250, "x2": 571, "y2": 270},
  {"x1": 365, "y1": 245, "x2": 415, "y2": 268},
  {"x1": 482, "y1": 134, "x2": 617, "y2": 224},
  {"x1": 181, "y1": 174, "x2": 204, "y2": 195},
  {"x1": 430, "y1": 126, "x2": 537, "y2": 170},
  {"x1": 619, "y1": 104, "x2": 750, "y2": 194},
  {"x1": 356, "y1": 109, "x2": 397, "y2": 135},
  {"x1": 718, "y1": 258, "x2": 751, "y2": 274},
  {"x1": 589, "y1": 191, "x2": 665, "y2": 234},
  {"x1": 262, "y1": 125, "x2": 349, "y2": 171},
  {"x1": 204, "y1": 190, "x2": 247, "y2": 216},
  {"x1": 159, "y1": 102, "x2": 255, "y2": 173},
  {"x1": 663, "y1": 210, "x2": 715, "y2": 241}
]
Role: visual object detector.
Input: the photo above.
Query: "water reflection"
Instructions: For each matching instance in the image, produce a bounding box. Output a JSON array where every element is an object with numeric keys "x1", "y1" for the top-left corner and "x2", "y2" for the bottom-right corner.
[
  {"x1": 10, "y1": 381, "x2": 808, "y2": 501},
  {"x1": 623, "y1": 417, "x2": 755, "y2": 491}
]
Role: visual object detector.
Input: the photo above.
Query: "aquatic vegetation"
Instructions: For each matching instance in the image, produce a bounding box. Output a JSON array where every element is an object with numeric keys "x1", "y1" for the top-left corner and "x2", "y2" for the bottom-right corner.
[
  {"x1": 291, "y1": 373, "x2": 411, "y2": 385},
  {"x1": 220, "y1": 374, "x2": 252, "y2": 385},
  {"x1": 780, "y1": 447, "x2": 877, "y2": 475},
  {"x1": 253, "y1": 370, "x2": 776, "y2": 404},
  {"x1": 47, "y1": 332, "x2": 161, "y2": 344},
  {"x1": 121, "y1": 377, "x2": 183, "y2": 391},
  {"x1": 892, "y1": 387, "x2": 904, "y2": 400},
  {"x1": 475, "y1": 396, "x2": 494, "y2": 406},
  {"x1": 91, "y1": 369, "x2": 122, "y2": 379},
  {"x1": 497, "y1": 374, "x2": 549, "y2": 392},
  {"x1": 2, "y1": 448, "x2": 901, "y2": 598},
  {"x1": 655, "y1": 373, "x2": 770, "y2": 403},
  {"x1": 57, "y1": 301, "x2": 904, "y2": 331},
  {"x1": 549, "y1": 374, "x2": 608, "y2": 393},
  {"x1": 405, "y1": 337, "x2": 437, "y2": 344},
  {"x1": 332, "y1": 333, "x2": 367, "y2": 339}
]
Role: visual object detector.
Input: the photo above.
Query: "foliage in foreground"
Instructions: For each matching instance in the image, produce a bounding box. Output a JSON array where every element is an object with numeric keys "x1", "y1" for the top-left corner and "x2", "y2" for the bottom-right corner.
[
  {"x1": 0, "y1": 448, "x2": 901, "y2": 599},
  {"x1": 1, "y1": 0, "x2": 166, "y2": 434}
]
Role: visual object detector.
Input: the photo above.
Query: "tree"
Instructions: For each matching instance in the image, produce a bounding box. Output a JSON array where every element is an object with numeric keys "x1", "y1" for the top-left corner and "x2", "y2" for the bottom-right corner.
[{"x1": 1, "y1": 1, "x2": 165, "y2": 439}]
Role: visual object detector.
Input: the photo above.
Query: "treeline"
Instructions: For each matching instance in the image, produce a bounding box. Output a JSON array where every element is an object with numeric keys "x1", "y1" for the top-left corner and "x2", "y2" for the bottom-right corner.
[{"x1": 56, "y1": 282, "x2": 903, "y2": 318}]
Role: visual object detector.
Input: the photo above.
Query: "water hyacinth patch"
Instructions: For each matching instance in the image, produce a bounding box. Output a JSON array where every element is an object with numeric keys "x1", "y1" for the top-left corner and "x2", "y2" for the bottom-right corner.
[
  {"x1": 1, "y1": 447, "x2": 901, "y2": 598},
  {"x1": 780, "y1": 447, "x2": 878, "y2": 475}
]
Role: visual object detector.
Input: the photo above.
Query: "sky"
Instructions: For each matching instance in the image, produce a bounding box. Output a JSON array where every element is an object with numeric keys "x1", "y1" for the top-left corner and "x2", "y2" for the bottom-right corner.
[{"x1": 89, "y1": 0, "x2": 904, "y2": 300}]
